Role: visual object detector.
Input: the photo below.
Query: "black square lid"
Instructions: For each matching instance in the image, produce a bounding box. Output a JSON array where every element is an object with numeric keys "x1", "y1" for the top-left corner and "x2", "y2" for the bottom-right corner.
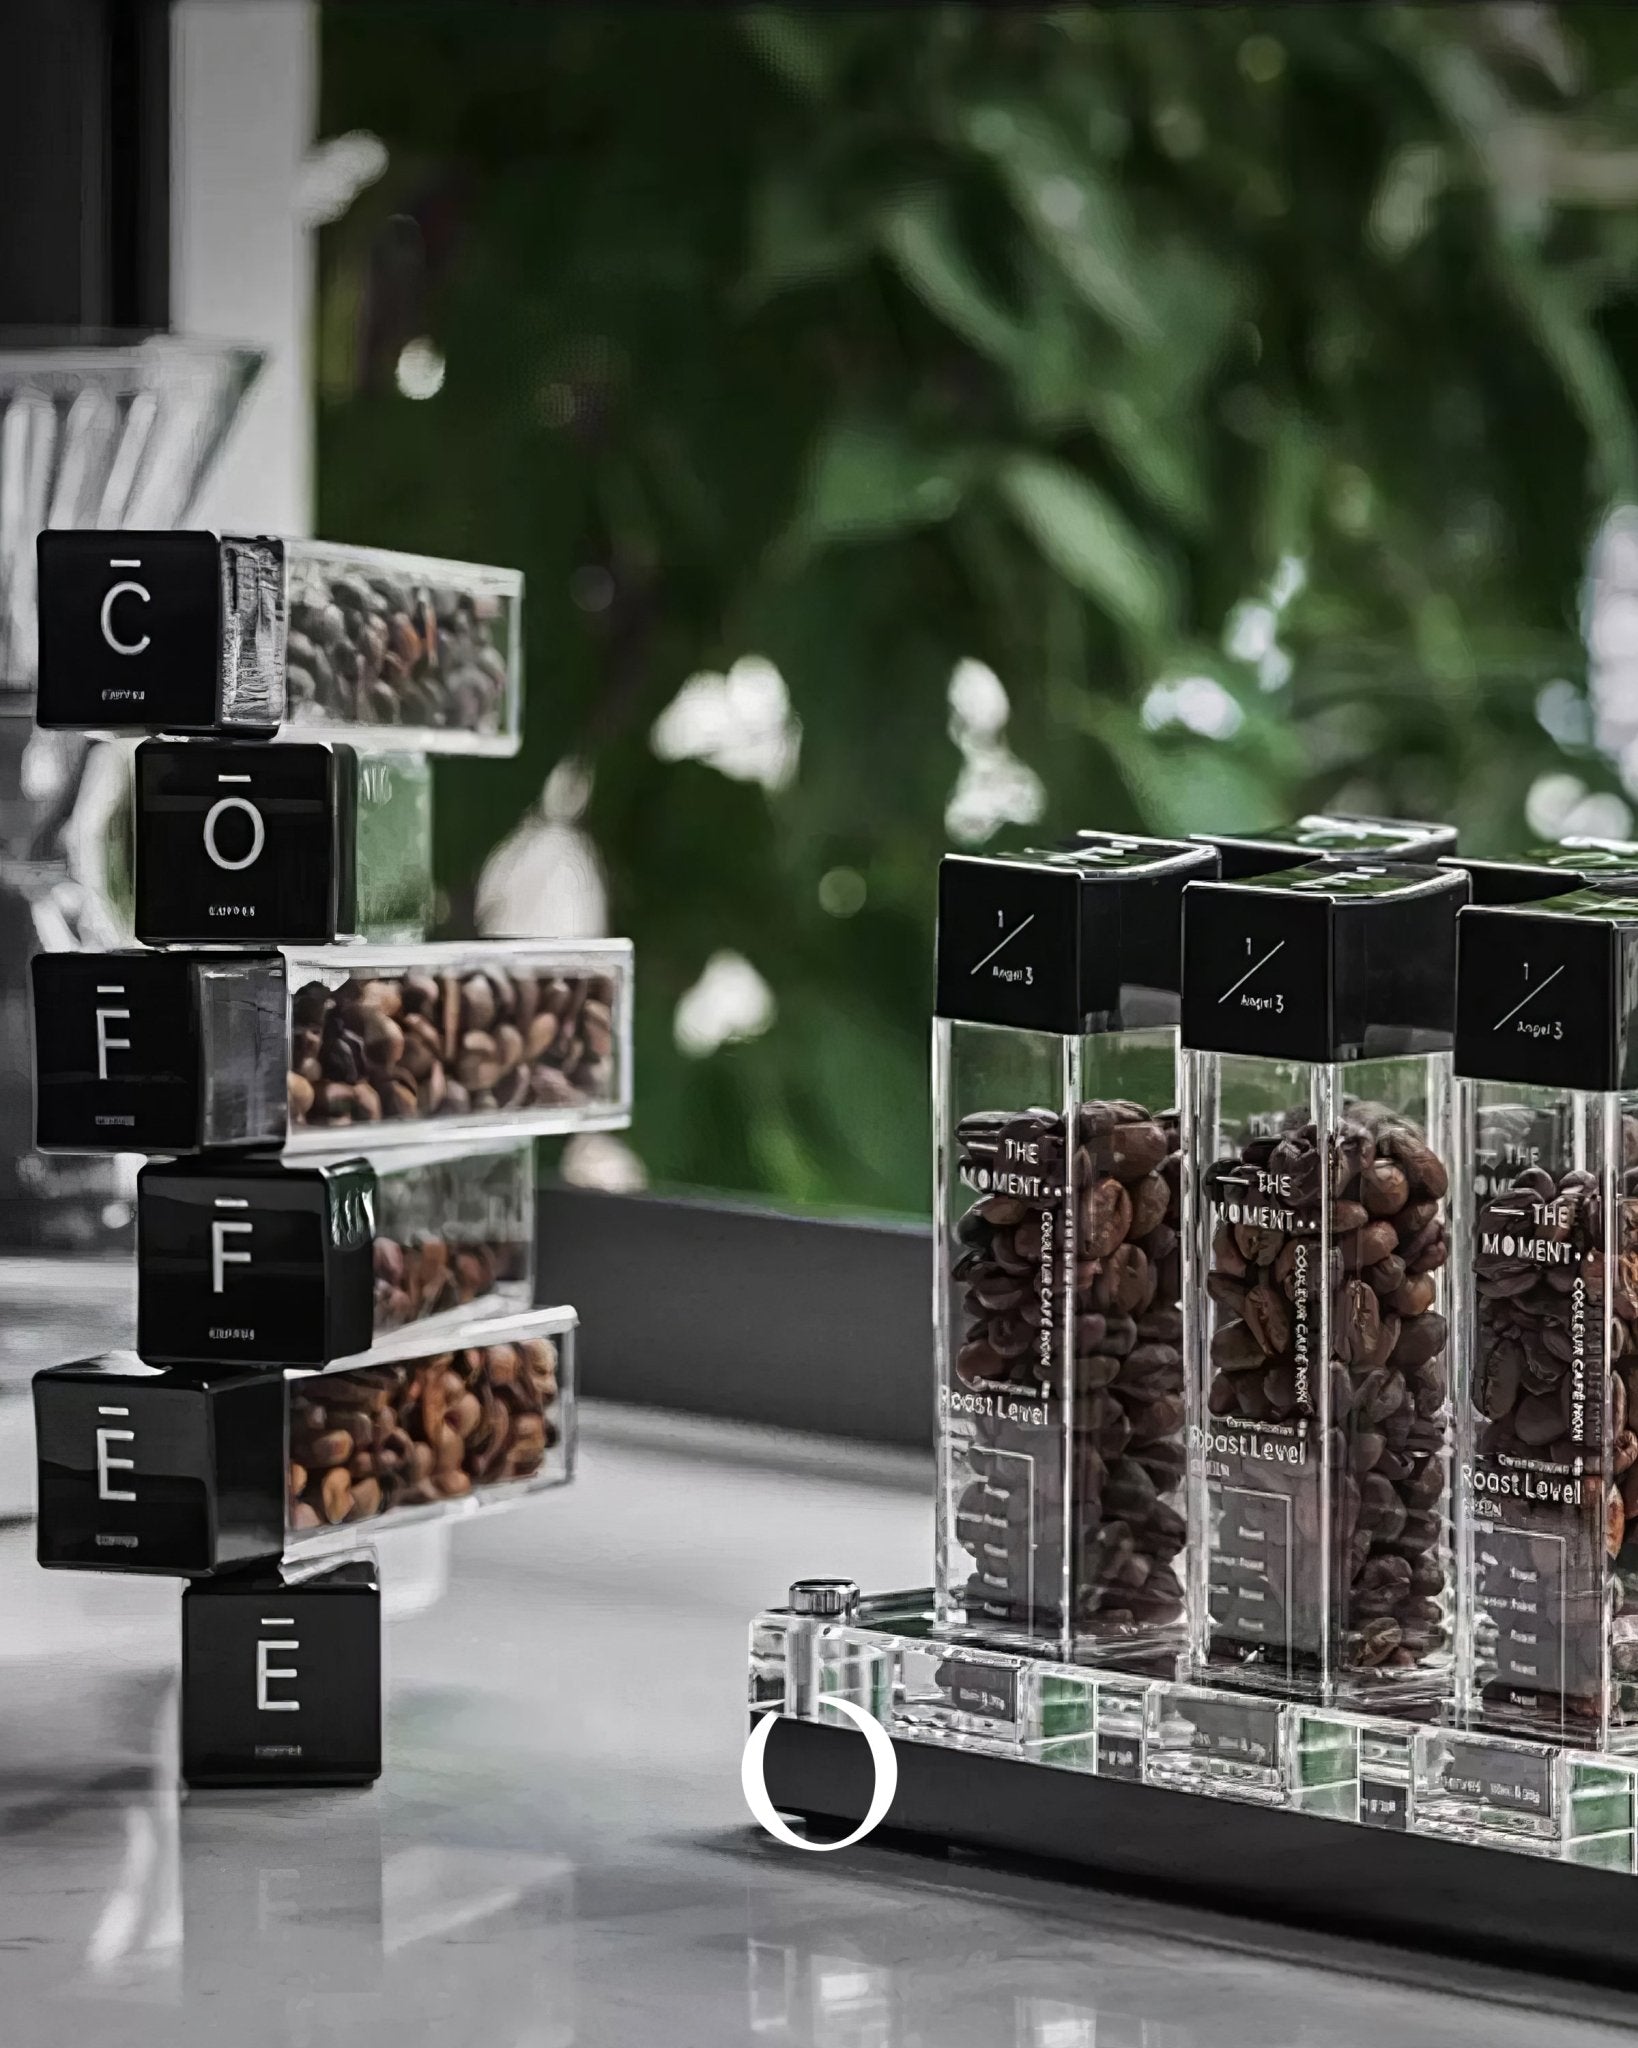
[
  {"x1": 1182, "y1": 861, "x2": 1467, "y2": 1062},
  {"x1": 134, "y1": 738, "x2": 359, "y2": 946},
  {"x1": 137, "y1": 1154, "x2": 377, "y2": 1369},
  {"x1": 1441, "y1": 837, "x2": 1638, "y2": 908},
  {"x1": 936, "y1": 832, "x2": 1218, "y2": 1033},
  {"x1": 1456, "y1": 887, "x2": 1638, "y2": 1090},
  {"x1": 1193, "y1": 814, "x2": 1457, "y2": 881},
  {"x1": 36, "y1": 530, "x2": 228, "y2": 731}
]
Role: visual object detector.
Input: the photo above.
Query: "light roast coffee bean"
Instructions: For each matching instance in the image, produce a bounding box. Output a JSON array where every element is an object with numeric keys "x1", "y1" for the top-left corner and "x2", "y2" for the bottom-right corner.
[{"x1": 287, "y1": 1335, "x2": 561, "y2": 1531}]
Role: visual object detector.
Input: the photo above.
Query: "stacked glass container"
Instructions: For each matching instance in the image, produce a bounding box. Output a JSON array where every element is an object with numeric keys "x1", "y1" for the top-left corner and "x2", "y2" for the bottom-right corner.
[
  {"x1": 1180, "y1": 862, "x2": 1466, "y2": 1718},
  {"x1": 27, "y1": 529, "x2": 628, "y2": 1787}
]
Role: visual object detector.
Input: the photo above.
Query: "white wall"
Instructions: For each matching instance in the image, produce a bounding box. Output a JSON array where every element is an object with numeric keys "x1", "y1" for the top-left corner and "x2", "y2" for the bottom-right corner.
[{"x1": 170, "y1": 0, "x2": 315, "y2": 536}]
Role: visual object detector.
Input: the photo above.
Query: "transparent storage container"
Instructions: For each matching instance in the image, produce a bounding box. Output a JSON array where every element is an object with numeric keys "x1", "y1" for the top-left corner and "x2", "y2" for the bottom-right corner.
[
  {"x1": 136, "y1": 1137, "x2": 533, "y2": 1368},
  {"x1": 36, "y1": 530, "x2": 523, "y2": 755},
  {"x1": 933, "y1": 835, "x2": 1215, "y2": 1663},
  {"x1": 1455, "y1": 888, "x2": 1638, "y2": 1751},
  {"x1": 34, "y1": 1306, "x2": 575, "y2": 1577},
  {"x1": 1183, "y1": 863, "x2": 1464, "y2": 1707},
  {"x1": 133, "y1": 740, "x2": 433, "y2": 945},
  {"x1": 284, "y1": 939, "x2": 629, "y2": 1152},
  {"x1": 33, "y1": 939, "x2": 632, "y2": 1155}
]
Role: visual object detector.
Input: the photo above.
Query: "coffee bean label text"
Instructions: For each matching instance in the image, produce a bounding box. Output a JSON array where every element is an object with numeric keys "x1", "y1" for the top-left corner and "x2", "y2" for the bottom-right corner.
[
  {"x1": 1478, "y1": 1229, "x2": 1575, "y2": 1266},
  {"x1": 940, "y1": 1386, "x2": 1050, "y2": 1428},
  {"x1": 1464, "y1": 1459, "x2": 1586, "y2": 1510},
  {"x1": 1290, "y1": 1239, "x2": 1313, "y2": 1408},
  {"x1": 1192, "y1": 1422, "x2": 1309, "y2": 1468}
]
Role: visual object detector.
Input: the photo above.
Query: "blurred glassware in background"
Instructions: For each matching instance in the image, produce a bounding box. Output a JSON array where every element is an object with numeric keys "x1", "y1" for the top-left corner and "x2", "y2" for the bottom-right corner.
[{"x1": 0, "y1": 335, "x2": 258, "y2": 1280}]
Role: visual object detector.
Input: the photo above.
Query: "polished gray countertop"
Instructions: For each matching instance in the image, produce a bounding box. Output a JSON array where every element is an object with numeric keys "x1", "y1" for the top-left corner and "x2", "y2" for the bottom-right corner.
[{"x1": 0, "y1": 1403, "x2": 1628, "y2": 2046}]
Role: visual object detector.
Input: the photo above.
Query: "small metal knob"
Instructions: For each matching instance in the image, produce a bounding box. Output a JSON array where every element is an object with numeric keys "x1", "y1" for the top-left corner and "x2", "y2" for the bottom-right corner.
[{"x1": 788, "y1": 1578, "x2": 859, "y2": 1620}]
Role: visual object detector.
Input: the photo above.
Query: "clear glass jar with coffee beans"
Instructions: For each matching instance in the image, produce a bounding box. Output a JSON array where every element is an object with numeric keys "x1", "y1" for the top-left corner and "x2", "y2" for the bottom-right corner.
[
  {"x1": 29, "y1": 939, "x2": 633, "y2": 1156},
  {"x1": 31, "y1": 1307, "x2": 575, "y2": 1577},
  {"x1": 1455, "y1": 888, "x2": 1638, "y2": 1752},
  {"x1": 1182, "y1": 864, "x2": 1465, "y2": 1708},
  {"x1": 933, "y1": 837, "x2": 1214, "y2": 1664},
  {"x1": 284, "y1": 939, "x2": 630, "y2": 1151},
  {"x1": 35, "y1": 531, "x2": 523, "y2": 755}
]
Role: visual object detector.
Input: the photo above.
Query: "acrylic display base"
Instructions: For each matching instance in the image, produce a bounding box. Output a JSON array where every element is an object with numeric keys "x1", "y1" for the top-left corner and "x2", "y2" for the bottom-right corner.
[{"x1": 750, "y1": 1592, "x2": 1638, "y2": 1994}]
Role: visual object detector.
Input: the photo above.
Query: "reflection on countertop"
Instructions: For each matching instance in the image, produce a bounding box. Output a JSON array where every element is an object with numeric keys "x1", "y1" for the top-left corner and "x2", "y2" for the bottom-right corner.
[{"x1": 0, "y1": 1405, "x2": 1628, "y2": 2047}]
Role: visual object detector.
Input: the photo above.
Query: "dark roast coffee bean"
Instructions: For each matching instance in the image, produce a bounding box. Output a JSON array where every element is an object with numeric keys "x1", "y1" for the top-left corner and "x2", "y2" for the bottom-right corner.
[
  {"x1": 1360, "y1": 1159, "x2": 1409, "y2": 1217},
  {"x1": 1243, "y1": 1284, "x2": 1290, "y2": 1357}
]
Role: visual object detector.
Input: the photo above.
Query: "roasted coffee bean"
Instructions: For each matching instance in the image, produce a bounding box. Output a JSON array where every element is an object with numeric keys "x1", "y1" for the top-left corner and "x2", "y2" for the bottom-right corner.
[
  {"x1": 1336, "y1": 1278, "x2": 1381, "y2": 1366},
  {"x1": 1364, "y1": 1253, "x2": 1406, "y2": 1298},
  {"x1": 1129, "y1": 1172, "x2": 1170, "y2": 1240},
  {"x1": 1268, "y1": 1135, "x2": 1323, "y2": 1204},
  {"x1": 1242, "y1": 1283, "x2": 1291, "y2": 1357},
  {"x1": 948, "y1": 1095, "x2": 1186, "y2": 1640},
  {"x1": 1360, "y1": 1159, "x2": 1409, "y2": 1217},
  {"x1": 289, "y1": 964, "x2": 618, "y2": 1129},
  {"x1": 1381, "y1": 1126, "x2": 1449, "y2": 1200},
  {"x1": 1387, "y1": 1272, "x2": 1435, "y2": 1320},
  {"x1": 1211, "y1": 1318, "x2": 1267, "y2": 1375},
  {"x1": 1205, "y1": 1270, "x2": 1247, "y2": 1318},
  {"x1": 1233, "y1": 1219, "x2": 1285, "y2": 1266},
  {"x1": 1341, "y1": 1220, "x2": 1401, "y2": 1271},
  {"x1": 1203, "y1": 1104, "x2": 1452, "y2": 1685},
  {"x1": 1082, "y1": 1176, "x2": 1133, "y2": 1259}
]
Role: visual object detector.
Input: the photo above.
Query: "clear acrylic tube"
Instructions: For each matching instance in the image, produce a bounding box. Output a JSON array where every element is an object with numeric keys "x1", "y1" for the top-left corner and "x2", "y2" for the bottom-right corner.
[
  {"x1": 33, "y1": 938, "x2": 633, "y2": 1154},
  {"x1": 1458, "y1": 1077, "x2": 1623, "y2": 1746},
  {"x1": 370, "y1": 1139, "x2": 534, "y2": 1338},
  {"x1": 33, "y1": 1307, "x2": 575, "y2": 1576},
  {"x1": 1187, "y1": 1049, "x2": 1455, "y2": 1707},
  {"x1": 935, "y1": 1017, "x2": 1186, "y2": 1663},
  {"x1": 134, "y1": 1137, "x2": 534, "y2": 1368}
]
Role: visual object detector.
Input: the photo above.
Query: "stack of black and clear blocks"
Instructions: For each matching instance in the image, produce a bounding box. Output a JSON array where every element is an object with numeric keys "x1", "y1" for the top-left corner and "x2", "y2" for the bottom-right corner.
[{"x1": 27, "y1": 529, "x2": 619, "y2": 1789}]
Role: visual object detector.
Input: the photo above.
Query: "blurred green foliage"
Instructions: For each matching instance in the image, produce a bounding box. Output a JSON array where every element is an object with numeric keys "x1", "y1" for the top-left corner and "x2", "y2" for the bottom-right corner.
[{"x1": 317, "y1": 4, "x2": 1638, "y2": 1218}]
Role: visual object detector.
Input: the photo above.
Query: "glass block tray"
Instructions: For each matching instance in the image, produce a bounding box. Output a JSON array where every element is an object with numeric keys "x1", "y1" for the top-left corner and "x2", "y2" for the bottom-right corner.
[{"x1": 749, "y1": 1590, "x2": 1638, "y2": 1874}]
